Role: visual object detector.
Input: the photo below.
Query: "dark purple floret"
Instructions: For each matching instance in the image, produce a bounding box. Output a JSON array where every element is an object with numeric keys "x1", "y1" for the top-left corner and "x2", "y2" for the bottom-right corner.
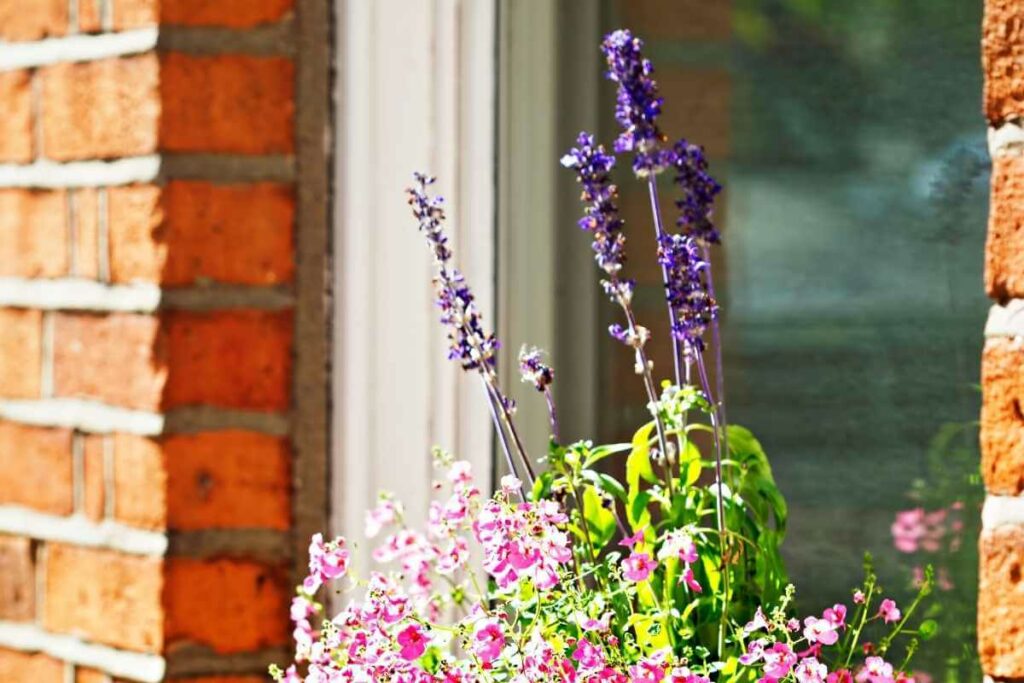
[
  {"x1": 601, "y1": 29, "x2": 668, "y2": 176},
  {"x1": 518, "y1": 347, "x2": 554, "y2": 392},
  {"x1": 407, "y1": 173, "x2": 499, "y2": 371},
  {"x1": 658, "y1": 232, "x2": 718, "y2": 354},
  {"x1": 672, "y1": 139, "x2": 722, "y2": 246},
  {"x1": 561, "y1": 132, "x2": 627, "y2": 275}
]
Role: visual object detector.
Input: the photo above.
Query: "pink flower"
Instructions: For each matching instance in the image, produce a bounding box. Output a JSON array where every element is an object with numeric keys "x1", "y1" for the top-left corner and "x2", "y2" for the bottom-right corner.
[
  {"x1": 762, "y1": 642, "x2": 797, "y2": 679},
  {"x1": 855, "y1": 656, "x2": 895, "y2": 683},
  {"x1": 803, "y1": 616, "x2": 840, "y2": 646},
  {"x1": 787, "y1": 618, "x2": 801, "y2": 632},
  {"x1": 473, "y1": 618, "x2": 505, "y2": 663},
  {"x1": 827, "y1": 670, "x2": 854, "y2": 683},
  {"x1": 619, "y1": 529, "x2": 645, "y2": 548},
  {"x1": 572, "y1": 637, "x2": 607, "y2": 670},
  {"x1": 744, "y1": 606, "x2": 769, "y2": 634},
  {"x1": 795, "y1": 657, "x2": 829, "y2": 683},
  {"x1": 307, "y1": 533, "x2": 349, "y2": 589},
  {"x1": 396, "y1": 623, "x2": 428, "y2": 661},
  {"x1": 623, "y1": 552, "x2": 657, "y2": 582},
  {"x1": 680, "y1": 565, "x2": 702, "y2": 593},
  {"x1": 668, "y1": 668, "x2": 710, "y2": 683},
  {"x1": 500, "y1": 474, "x2": 522, "y2": 494},
  {"x1": 824, "y1": 603, "x2": 847, "y2": 627},
  {"x1": 891, "y1": 508, "x2": 946, "y2": 554},
  {"x1": 878, "y1": 599, "x2": 901, "y2": 624},
  {"x1": 853, "y1": 590, "x2": 865, "y2": 604}
]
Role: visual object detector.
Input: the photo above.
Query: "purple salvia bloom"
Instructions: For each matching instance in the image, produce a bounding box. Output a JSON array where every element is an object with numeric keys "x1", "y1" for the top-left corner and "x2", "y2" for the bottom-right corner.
[
  {"x1": 672, "y1": 139, "x2": 722, "y2": 246},
  {"x1": 601, "y1": 29, "x2": 671, "y2": 177},
  {"x1": 561, "y1": 132, "x2": 627, "y2": 276},
  {"x1": 407, "y1": 173, "x2": 499, "y2": 371},
  {"x1": 518, "y1": 347, "x2": 554, "y2": 392},
  {"x1": 658, "y1": 232, "x2": 718, "y2": 355}
]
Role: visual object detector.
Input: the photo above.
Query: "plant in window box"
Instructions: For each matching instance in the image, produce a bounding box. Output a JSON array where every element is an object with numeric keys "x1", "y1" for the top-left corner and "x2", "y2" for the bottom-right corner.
[{"x1": 273, "y1": 30, "x2": 938, "y2": 683}]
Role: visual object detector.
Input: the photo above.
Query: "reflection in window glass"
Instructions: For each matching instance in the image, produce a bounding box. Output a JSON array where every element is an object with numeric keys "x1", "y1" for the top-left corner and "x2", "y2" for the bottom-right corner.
[{"x1": 592, "y1": 2, "x2": 987, "y2": 677}]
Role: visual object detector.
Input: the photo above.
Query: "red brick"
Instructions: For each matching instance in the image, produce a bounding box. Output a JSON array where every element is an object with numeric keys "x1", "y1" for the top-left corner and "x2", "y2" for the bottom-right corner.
[
  {"x1": 982, "y1": 337, "x2": 1024, "y2": 495},
  {"x1": 0, "y1": 71, "x2": 34, "y2": 163},
  {"x1": 111, "y1": 0, "x2": 157, "y2": 29},
  {"x1": 988, "y1": 156, "x2": 1024, "y2": 299},
  {"x1": 0, "y1": 0, "x2": 68, "y2": 41},
  {"x1": 166, "y1": 431, "x2": 291, "y2": 530},
  {"x1": 73, "y1": 188, "x2": 101, "y2": 279},
  {"x1": 165, "y1": 558, "x2": 289, "y2": 653},
  {"x1": 41, "y1": 55, "x2": 160, "y2": 161},
  {"x1": 163, "y1": 310, "x2": 293, "y2": 411},
  {"x1": 53, "y1": 313, "x2": 165, "y2": 410},
  {"x1": 0, "y1": 649, "x2": 63, "y2": 682},
  {"x1": 83, "y1": 435, "x2": 107, "y2": 522},
  {"x1": 0, "y1": 536, "x2": 35, "y2": 621},
  {"x1": 44, "y1": 544, "x2": 163, "y2": 652},
  {"x1": 77, "y1": 669, "x2": 110, "y2": 683},
  {"x1": 0, "y1": 189, "x2": 69, "y2": 278},
  {"x1": 111, "y1": 433, "x2": 166, "y2": 529},
  {"x1": 617, "y1": 0, "x2": 731, "y2": 42},
  {"x1": 109, "y1": 182, "x2": 296, "y2": 286},
  {"x1": 985, "y1": 0, "x2": 1024, "y2": 122},
  {"x1": 659, "y1": 67, "x2": 731, "y2": 160},
  {"x1": 0, "y1": 309, "x2": 43, "y2": 399},
  {"x1": 160, "y1": 53, "x2": 295, "y2": 154},
  {"x1": 0, "y1": 422, "x2": 73, "y2": 515},
  {"x1": 161, "y1": 0, "x2": 293, "y2": 27},
  {"x1": 979, "y1": 525, "x2": 1024, "y2": 677},
  {"x1": 78, "y1": 0, "x2": 103, "y2": 33}
]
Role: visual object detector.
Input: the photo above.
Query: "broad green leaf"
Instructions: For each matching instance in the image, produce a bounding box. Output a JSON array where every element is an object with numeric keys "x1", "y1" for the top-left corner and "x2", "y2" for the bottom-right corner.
[
  {"x1": 583, "y1": 442, "x2": 632, "y2": 468},
  {"x1": 627, "y1": 490, "x2": 652, "y2": 531},
  {"x1": 627, "y1": 421, "x2": 658, "y2": 493},
  {"x1": 581, "y1": 486, "x2": 616, "y2": 551}
]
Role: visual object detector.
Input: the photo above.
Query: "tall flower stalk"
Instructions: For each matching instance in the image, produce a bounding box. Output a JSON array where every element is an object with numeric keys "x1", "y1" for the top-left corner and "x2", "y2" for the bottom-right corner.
[
  {"x1": 561, "y1": 133, "x2": 673, "y2": 492},
  {"x1": 406, "y1": 174, "x2": 536, "y2": 491}
]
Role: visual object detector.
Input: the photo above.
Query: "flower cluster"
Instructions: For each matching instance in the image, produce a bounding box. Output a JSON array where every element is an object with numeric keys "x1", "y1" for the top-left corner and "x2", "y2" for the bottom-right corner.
[
  {"x1": 407, "y1": 173, "x2": 499, "y2": 371},
  {"x1": 672, "y1": 140, "x2": 723, "y2": 246},
  {"x1": 561, "y1": 132, "x2": 628, "y2": 275},
  {"x1": 601, "y1": 29, "x2": 671, "y2": 175},
  {"x1": 658, "y1": 232, "x2": 718, "y2": 353}
]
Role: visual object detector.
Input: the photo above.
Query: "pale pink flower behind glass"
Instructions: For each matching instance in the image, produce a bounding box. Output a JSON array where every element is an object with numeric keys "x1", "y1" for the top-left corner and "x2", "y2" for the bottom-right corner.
[{"x1": 878, "y1": 598, "x2": 901, "y2": 624}]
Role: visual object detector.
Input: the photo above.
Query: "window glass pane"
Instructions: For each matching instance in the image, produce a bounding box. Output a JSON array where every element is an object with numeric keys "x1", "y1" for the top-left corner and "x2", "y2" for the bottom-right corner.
[{"x1": 585, "y1": 2, "x2": 986, "y2": 676}]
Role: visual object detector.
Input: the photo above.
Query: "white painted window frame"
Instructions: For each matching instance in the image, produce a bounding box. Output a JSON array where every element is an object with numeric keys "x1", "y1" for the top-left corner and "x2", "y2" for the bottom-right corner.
[{"x1": 332, "y1": 0, "x2": 499, "y2": 558}]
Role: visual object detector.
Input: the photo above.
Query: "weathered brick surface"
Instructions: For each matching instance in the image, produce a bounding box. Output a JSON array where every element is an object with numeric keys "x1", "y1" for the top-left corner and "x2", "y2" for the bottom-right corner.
[
  {"x1": 75, "y1": 667, "x2": 109, "y2": 683},
  {"x1": 0, "y1": 71, "x2": 34, "y2": 163},
  {"x1": 41, "y1": 55, "x2": 160, "y2": 161},
  {"x1": 112, "y1": 433, "x2": 167, "y2": 529},
  {"x1": 0, "y1": 422, "x2": 73, "y2": 515},
  {"x1": 982, "y1": 337, "x2": 1024, "y2": 495},
  {"x1": 0, "y1": 649, "x2": 64, "y2": 682},
  {"x1": 52, "y1": 313, "x2": 165, "y2": 410},
  {"x1": 987, "y1": 156, "x2": 1024, "y2": 300},
  {"x1": 0, "y1": 0, "x2": 68, "y2": 41},
  {"x1": 44, "y1": 544, "x2": 164, "y2": 653},
  {"x1": 0, "y1": 309, "x2": 43, "y2": 400},
  {"x1": 109, "y1": 182, "x2": 296, "y2": 285},
  {"x1": 163, "y1": 310, "x2": 293, "y2": 411},
  {"x1": 111, "y1": 431, "x2": 290, "y2": 531},
  {"x1": 984, "y1": 0, "x2": 1024, "y2": 123},
  {"x1": 0, "y1": 190, "x2": 69, "y2": 278},
  {"x1": 165, "y1": 558, "x2": 289, "y2": 653},
  {"x1": 162, "y1": 0, "x2": 294, "y2": 28},
  {"x1": 83, "y1": 435, "x2": 107, "y2": 522},
  {"x1": 979, "y1": 525, "x2": 1024, "y2": 677},
  {"x1": 0, "y1": 536, "x2": 35, "y2": 621},
  {"x1": 73, "y1": 188, "x2": 101, "y2": 279},
  {"x1": 78, "y1": 0, "x2": 103, "y2": 33},
  {"x1": 161, "y1": 54, "x2": 295, "y2": 154}
]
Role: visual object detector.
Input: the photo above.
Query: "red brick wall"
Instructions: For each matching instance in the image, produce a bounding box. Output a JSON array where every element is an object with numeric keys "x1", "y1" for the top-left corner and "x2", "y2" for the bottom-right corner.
[
  {"x1": 981, "y1": 1, "x2": 1024, "y2": 679},
  {"x1": 0, "y1": 0, "x2": 329, "y2": 680}
]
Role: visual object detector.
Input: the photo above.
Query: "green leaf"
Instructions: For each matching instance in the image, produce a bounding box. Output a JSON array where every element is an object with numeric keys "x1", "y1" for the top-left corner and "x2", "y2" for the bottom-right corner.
[
  {"x1": 919, "y1": 619, "x2": 939, "y2": 640},
  {"x1": 583, "y1": 442, "x2": 632, "y2": 468},
  {"x1": 582, "y1": 486, "x2": 616, "y2": 551},
  {"x1": 627, "y1": 490, "x2": 652, "y2": 531},
  {"x1": 627, "y1": 421, "x2": 658, "y2": 493},
  {"x1": 581, "y1": 470, "x2": 627, "y2": 502}
]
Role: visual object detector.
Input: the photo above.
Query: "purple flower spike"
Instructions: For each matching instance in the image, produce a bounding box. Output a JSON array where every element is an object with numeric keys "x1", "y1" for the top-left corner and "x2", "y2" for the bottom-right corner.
[
  {"x1": 407, "y1": 173, "x2": 499, "y2": 372},
  {"x1": 658, "y1": 232, "x2": 718, "y2": 355},
  {"x1": 561, "y1": 132, "x2": 627, "y2": 276},
  {"x1": 601, "y1": 29, "x2": 669, "y2": 176},
  {"x1": 518, "y1": 347, "x2": 554, "y2": 392},
  {"x1": 672, "y1": 139, "x2": 723, "y2": 246}
]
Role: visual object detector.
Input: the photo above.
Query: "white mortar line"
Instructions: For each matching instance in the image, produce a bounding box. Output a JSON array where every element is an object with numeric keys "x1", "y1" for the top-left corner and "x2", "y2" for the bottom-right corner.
[
  {"x1": 0, "y1": 621, "x2": 165, "y2": 682},
  {"x1": 989, "y1": 121, "x2": 1024, "y2": 158},
  {"x1": 0, "y1": 506, "x2": 167, "y2": 555},
  {"x1": 0, "y1": 156, "x2": 161, "y2": 188},
  {"x1": 0, "y1": 277, "x2": 162, "y2": 311},
  {"x1": 0, "y1": 398, "x2": 164, "y2": 435},
  {"x1": 982, "y1": 494, "x2": 1024, "y2": 529},
  {"x1": 985, "y1": 300, "x2": 1024, "y2": 338},
  {"x1": 0, "y1": 29, "x2": 158, "y2": 72}
]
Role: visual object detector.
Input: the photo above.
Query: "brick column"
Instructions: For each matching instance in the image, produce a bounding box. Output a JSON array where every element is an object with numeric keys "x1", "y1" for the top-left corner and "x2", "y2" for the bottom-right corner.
[
  {"x1": 980, "y1": 1, "x2": 1024, "y2": 680},
  {"x1": 0, "y1": 1, "x2": 329, "y2": 681}
]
